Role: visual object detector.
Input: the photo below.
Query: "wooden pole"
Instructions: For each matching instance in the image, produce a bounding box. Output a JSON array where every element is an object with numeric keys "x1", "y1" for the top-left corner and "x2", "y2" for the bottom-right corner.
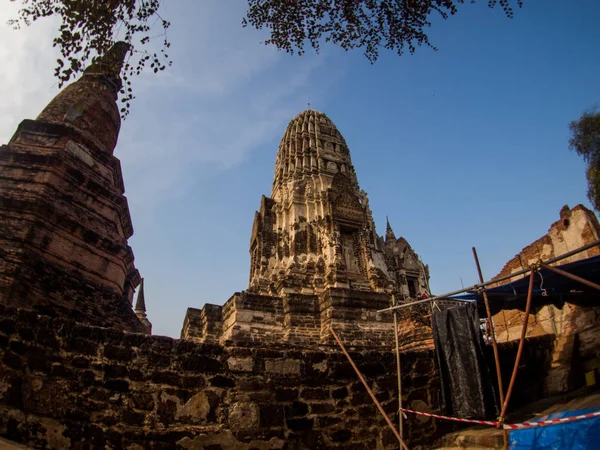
[
  {"x1": 498, "y1": 269, "x2": 536, "y2": 424},
  {"x1": 392, "y1": 295, "x2": 404, "y2": 438},
  {"x1": 540, "y1": 263, "x2": 600, "y2": 292},
  {"x1": 331, "y1": 328, "x2": 410, "y2": 450},
  {"x1": 472, "y1": 247, "x2": 509, "y2": 449}
]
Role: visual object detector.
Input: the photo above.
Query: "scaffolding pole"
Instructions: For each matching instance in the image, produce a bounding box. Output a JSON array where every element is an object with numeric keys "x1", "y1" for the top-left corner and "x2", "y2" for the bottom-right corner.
[
  {"x1": 498, "y1": 269, "x2": 536, "y2": 426},
  {"x1": 378, "y1": 239, "x2": 600, "y2": 314},
  {"x1": 331, "y1": 328, "x2": 410, "y2": 450},
  {"x1": 392, "y1": 295, "x2": 404, "y2": 439},
  {"x1": 540, "y1": 263, "x2": 600, "y2": 292},
  {"x1": 472, "y1": 247, "x2": 509, "y2": 450}
]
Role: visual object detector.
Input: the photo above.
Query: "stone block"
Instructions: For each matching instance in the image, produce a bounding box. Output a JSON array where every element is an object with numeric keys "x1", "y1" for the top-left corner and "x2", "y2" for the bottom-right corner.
[
  {"x1": 265, "y1": 358, "x2": 301, "y2": 376},
  {"x1": 227, "y1": 356, "x2": 254, "y2": 373},
  {"x1": 228, "y1": 402, "x2": 260, "y2": 431},
  {"x1": 176, "y1": 392, "x2": 210, "y2": 422}
]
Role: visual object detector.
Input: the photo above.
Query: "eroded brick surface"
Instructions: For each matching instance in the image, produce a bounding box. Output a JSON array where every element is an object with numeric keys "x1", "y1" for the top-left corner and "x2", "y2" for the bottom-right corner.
[
  {"x1": 0, "y1": 306, "x2": 555, "y2": 449},
  {"x1": 0, "y1": 47, "x2": 143, "y2": 333}
]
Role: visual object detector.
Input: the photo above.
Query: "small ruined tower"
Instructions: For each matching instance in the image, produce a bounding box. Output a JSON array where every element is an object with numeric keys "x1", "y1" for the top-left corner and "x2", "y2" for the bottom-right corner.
[
  {"x1": 385, "y1": 216, "x2": 397, "y2": 242},
  {"x1": 0, "y1": 43, "x2": 144, "y2": 332},
  {"x1": 134, "y1": 278, "x2": 152, "y2": 334}
]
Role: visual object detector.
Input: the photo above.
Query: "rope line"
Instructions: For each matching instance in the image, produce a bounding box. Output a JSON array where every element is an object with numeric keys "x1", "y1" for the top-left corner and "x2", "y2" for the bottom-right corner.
[
  {"x1": 398, "y1": 407, "x2": 499, "y2": 427},
  {"x1": 398, "y1": 407, "x2": 600, "y2": 430}
]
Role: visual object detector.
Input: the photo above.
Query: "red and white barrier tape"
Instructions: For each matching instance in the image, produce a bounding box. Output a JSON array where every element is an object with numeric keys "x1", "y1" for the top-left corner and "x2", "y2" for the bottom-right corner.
[
  {"x1": 503, "y1": 410, "x2": 600, "y2": 429},
  {"x1": 399, "y1": 407, "x2": 600, "y2": 430}
]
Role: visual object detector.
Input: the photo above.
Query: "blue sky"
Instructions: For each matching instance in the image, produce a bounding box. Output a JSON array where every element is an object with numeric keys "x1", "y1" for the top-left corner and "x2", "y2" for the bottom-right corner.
[{"x1": 1, "y1": 0, "x2": 599, "y2": 337}]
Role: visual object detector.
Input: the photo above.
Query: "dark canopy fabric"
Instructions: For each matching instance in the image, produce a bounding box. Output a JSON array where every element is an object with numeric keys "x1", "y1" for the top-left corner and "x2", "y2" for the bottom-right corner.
[
  {"x1": 432, "y1": 302, "x2": 499, "y2": 419},
  {"x1": 447, "y1": 255, "x2": 600, "y2": 316}
]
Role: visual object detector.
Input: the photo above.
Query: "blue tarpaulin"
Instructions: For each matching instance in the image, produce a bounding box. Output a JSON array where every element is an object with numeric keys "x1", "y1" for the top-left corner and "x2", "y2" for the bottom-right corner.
[{"x1": 509, "y1": 408, "x2": 600, "y2": 449}]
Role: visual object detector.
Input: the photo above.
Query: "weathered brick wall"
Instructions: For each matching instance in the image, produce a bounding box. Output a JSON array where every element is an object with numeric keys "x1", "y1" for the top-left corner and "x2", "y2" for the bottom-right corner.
[
  {"x1": 0, "y1": 306, "x2": 558, "y2": 449},
  {"x1": 0, "y1": 118, "x2": 143, "y2": 333},
  {"x1": 0, "y1": 306, "x2": 455, "y2": 449},
  {"x1": 488, "y1": 204, "x2": 600, "y2": 395},
  {"x1": 493, "y1": 335, "x2": 555, "y2": 410},
  {"x1": 493, "y1": 205, "x2": 600, "y2": 284},
  {"x1": 491, "y1": 204, "x2": 600, "y2": 344}
]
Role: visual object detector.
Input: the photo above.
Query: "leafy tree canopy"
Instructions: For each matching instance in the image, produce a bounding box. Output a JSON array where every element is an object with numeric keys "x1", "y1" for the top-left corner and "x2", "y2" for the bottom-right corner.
[
  {"x1": 8, "y1": 0, "x2": 523, "y2": 117},
  {"x1": 569, "y1": 109, "x2": 600, "y2": 211},
  {"x1": 243, "y1": 0, "x2": 523, "y2": 62}
]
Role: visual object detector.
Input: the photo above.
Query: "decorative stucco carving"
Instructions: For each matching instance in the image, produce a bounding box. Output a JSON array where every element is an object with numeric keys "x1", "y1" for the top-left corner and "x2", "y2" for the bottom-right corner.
[{"x1": 248, "y1": 110, "x2": 429, "y2": 298}]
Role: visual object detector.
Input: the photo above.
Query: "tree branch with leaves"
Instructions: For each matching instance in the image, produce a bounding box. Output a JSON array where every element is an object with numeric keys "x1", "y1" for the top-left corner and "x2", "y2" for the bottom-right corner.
[
  {"x1": 8, "y1": 0, "x2": 171, "y2": 118},
  {"x1": 569, "y1": 108, "x2": 600, "y2": 212},
  {"x1": 243, "y1": 0, "x2": 523, "y2": 63},
  {"x1": 7, "y1": 0, "x2": 524, "y2": 118}
]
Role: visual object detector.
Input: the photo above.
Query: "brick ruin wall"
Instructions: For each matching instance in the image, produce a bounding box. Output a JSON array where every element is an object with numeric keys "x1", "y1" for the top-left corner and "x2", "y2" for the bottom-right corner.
[
  {"x1": 181, "y1": 289, "x2": 395, "y2": 348},
  {"x1": 0, "y1": 306, "x2": 556, "y2": 450},
  {"x1": 489, "y1": 205, "x2": 600, "y2": 394}
]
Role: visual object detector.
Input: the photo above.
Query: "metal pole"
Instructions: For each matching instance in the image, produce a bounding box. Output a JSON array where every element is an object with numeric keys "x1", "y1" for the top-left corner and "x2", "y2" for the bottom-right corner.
[
  {"x1": 472, "y1": 247, "x2": 506, "y2": 404},
  {"x1": 392, "y1": 295, "x2": 404, "y2": 439},
  {"x1": 540, "y1": 263, "x2": 600, "y2": 292},
  {"x1": 331, "y1": 328, "x2": 410, "y2": 450},
  {"x1": 472, "y1": 247, "x2": 508, "y2": 449},
  {"x1": 498, "y1": 269, "x2": 536, "y2": 425},
  {"x1": 379, "y1": 239, "x2": 600, "y2": 314}
]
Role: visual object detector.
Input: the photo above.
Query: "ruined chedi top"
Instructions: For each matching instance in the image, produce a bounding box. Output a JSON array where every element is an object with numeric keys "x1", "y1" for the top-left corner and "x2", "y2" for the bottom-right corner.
[
  {"x1": 249, "y1": 110, "x2": 429, "y2": 300},
  {"x1": 0, "y1": 42, "x2": 145, "y2": 332},
  {"x1": 37, "y1": 42, "x2": 129, "y2": 156}
]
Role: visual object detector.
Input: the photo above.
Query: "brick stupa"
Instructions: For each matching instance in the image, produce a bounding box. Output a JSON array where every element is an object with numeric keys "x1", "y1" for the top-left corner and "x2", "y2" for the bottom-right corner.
[{"x1": 0, "y1": 43, "x2": 144, "y2": 332}]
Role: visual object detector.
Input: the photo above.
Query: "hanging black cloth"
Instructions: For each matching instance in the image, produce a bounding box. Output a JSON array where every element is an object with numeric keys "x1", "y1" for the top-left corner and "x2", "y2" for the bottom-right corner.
[{"x1": 432, "y1": 302, "x2": 499, "y2": 419}]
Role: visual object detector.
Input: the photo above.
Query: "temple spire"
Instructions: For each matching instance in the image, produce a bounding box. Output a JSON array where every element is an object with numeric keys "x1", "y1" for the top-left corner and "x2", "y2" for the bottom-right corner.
[
  {"x1": 135, "y1": 278, "x2": 146, "y2": 312},
  {"x1": 134, "y1": 278, "x2": 152, "y2": 334},
  {"x1": 386, "y1": 216, "x2": 397, "y2": 242},
  {"x1": 83, "y1": 41, "x2": 130, "y2": 94},
  {"x1": 34, "y1": 41, "x2": 130, "y2": 155}
]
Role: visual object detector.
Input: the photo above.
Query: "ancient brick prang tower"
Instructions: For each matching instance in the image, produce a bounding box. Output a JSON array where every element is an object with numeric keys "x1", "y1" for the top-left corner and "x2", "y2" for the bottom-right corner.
[
  {"x1": 182, "y1": 110, "x2": 429, "y2": 346},
  {"x1": 249, "y1": 110, "x2": 428, "y2": 297},
  {"x1": 0, "y1": 43, "x2": 144, "y2": 332}
]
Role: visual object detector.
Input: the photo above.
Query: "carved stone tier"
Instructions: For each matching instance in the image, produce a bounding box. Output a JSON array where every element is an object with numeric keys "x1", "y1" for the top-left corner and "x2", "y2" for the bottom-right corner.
[{"x1": 181, "y1": 288, "x2": 394, "y2": 347}]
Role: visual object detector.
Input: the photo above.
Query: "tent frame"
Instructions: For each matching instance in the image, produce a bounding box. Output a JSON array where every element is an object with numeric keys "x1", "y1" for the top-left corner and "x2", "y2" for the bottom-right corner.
[{"x1": 332, "y1": 239, "x2": 600, "y2": 450}]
